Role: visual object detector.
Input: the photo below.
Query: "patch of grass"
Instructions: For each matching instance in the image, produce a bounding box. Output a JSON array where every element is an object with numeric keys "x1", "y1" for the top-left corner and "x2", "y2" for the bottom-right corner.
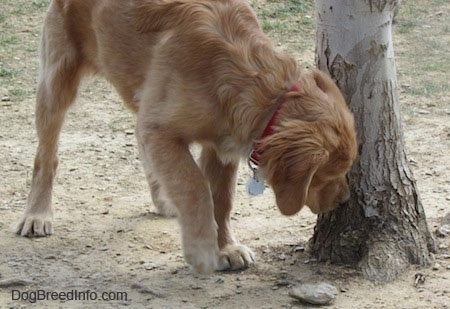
[
  {"x1": 428, "y1": 39, "x2": 441, "y2": 50},
  {"x1": 394, "y1": 2, "x2": 431, "y2": 34},
  {"x1": 0, "y1": 67, "x2": 17, "y2": 78},
  {"x1": 421, "y1": 60, "x2": 450, "y2": 73},
  {"x1": 7, "y1": 88, "x2": 34, "y2": 101},
  {"x1": 396, "y1": 19, "x2": 417, "y2": 34},
  {"x1": 0, "y1": 35, "x2": 19, "y2": 46},
  {"x1": 254, "y1": 0, "x2": 314, "y2": 35},
  {"x1": 444, "y1": 24, "x2": 450, "y2": 34},
  {"x1": 261, "y1": 19, "x2": 290, "y2": 33},
  {"x1": 32, "y1": 0, "x2": 50, "y2": 9},
  {"x1": 394, "y1": 0, "x2": 449, "y2": 107},
  {"x1": 12, "y1": 0, "x2": 49, "y2": 14},
  {"x1": 26, "y1": 45, "x2": 39, "y2": 53},
  {"x1": 409, "y1": 81, "x2": 448, "y2": 98}
]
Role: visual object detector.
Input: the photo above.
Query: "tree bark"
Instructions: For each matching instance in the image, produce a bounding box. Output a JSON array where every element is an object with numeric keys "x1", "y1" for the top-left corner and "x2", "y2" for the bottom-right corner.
[{"x1": 311, "y1": 0, "x2": 436, "y2": 282}]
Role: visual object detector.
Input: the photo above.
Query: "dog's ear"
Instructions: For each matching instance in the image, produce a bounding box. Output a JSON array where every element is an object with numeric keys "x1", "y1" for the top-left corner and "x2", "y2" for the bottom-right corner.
[
  {"x1": 258, "y1": 121, "x2": 329, "y2": 216},
  {"x1": 272, "y1": 148, "x2": 328, "y2": 216},
  {"x1": 290, "y1": 69, "x2": 337, "y2": 100},
  {"x1": 303, "y1": 69, "x2": 346, "y2": 106},
  {"x1": 310, "y1": 69, "x2": 332, "y2": 94}
]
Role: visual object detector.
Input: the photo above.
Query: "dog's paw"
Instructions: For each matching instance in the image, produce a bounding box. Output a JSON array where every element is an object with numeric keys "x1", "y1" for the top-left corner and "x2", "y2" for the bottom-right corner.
[
  {"x1": 182, "y1": 230, "x2": 219, "y2": 275},
  {"x1": 217, "y1": 244, "x2": 255, "y2": 271},
  {"x1": 184, "y1": 244, "x2": 219, "y2": 275},
  {"x1": 15, "y1": 213, "x2": 53, "y2": 237},
  {"x1": 153, "y1": 202, "x2": 177, "y2": 218}
]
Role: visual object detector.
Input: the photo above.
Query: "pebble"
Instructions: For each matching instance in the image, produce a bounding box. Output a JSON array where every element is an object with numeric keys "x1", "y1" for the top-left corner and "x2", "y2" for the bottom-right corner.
[
  {"x1": 144, "y1": 263, "x2": 156, "y2": 270},
  {"x1": 432, "y1": 263, "x2": 441, "y2": 271},
  {"x1": 437, "y1": 212, "x2": 450, "y2": 237},
  {"x1": 131, "y1": 283, "x2": 165, "y2": 298},
  {"x1": 0, "y1": 278, "x2": 35, "y2": 287},
  {"x1": 437, "y1": 225, "x2": 450, "y2": 237},
  {"x1": 289, "y1": 282, "x2": 338, "y2": 305}
]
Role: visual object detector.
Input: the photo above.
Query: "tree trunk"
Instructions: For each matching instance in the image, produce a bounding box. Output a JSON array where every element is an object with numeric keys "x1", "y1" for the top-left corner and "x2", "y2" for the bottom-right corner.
[{"x1": 311, "y1": 0, "x2": 436, "y2": 282}]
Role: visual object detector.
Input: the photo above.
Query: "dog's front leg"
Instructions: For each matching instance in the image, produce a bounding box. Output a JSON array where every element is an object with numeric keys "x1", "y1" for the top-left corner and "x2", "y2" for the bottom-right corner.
[
  {"x1": 136, "y1": 122, "x2": 218, "y2": 274},
  {"x1": 200, "y1": 147, "x2": 255, "y2": 271}
]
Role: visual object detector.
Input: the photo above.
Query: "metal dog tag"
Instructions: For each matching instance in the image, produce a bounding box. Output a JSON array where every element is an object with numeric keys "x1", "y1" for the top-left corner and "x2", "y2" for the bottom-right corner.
[
  {"x1": 246, "y1": 155, "x2": 265, "y2": 196},
  {"x1": 246, "y1": 177, "x2": 265, "y2": 196}
]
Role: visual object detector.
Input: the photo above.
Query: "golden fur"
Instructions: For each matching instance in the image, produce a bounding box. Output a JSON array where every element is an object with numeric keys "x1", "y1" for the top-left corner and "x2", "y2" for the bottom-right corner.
[{"x1": 16, "y1": 0, "x2": 357, "y2": 274}]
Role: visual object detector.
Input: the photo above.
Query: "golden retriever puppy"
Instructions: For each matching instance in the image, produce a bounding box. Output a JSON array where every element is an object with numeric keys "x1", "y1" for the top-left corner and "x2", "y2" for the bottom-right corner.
[{"x1": 16, "y1": 0, "x2": 357, "y2": 274}]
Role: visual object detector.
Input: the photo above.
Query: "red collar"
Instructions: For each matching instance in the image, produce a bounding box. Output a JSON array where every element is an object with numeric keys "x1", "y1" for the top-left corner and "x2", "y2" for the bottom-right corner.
[{"x1": 249, "y1": 85, "x2": 299, "y2": 167}]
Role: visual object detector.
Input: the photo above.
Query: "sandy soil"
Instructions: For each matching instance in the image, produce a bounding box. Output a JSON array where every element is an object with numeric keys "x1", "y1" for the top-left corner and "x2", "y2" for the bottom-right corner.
[{"x1": 0, "y1": 1, "x2": 449, "y2": 308}]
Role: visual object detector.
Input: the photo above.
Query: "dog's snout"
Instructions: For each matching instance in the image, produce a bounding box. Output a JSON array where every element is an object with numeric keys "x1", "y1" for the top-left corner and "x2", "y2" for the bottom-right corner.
[{"x1": 338, "y1": 189, "x2": 351, "y2": 206}]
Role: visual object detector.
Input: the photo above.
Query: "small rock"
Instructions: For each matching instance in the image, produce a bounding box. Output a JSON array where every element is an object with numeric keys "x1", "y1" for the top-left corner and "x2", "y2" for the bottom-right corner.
[
  {"x1": 131, "y1": 283, "x2": 165, "y2": 298},
  {"x1": 432, "y1": 264, "x2": 441, "y2": 271},
  {"x1": 144, "y1": 263, "x2": 156, "y2": 270},
  {"x1": 0, "y1": 278, "x2": 35, "y2": 287},
  {"x1": 275, "y1": 279, "x2": 293, "y2": 287},
  {"x1": 289, "y1": 282, "x2": 338, "y2": 305},
  {"x1": 414, "y1": 273, "x2": 426, "y2": 287},
  {"x1": 436, "y1": 212, "x2": 450, "y2": 237},
  {"x1": 437, "y1": 225, "x2": 450, "y2": 237}
]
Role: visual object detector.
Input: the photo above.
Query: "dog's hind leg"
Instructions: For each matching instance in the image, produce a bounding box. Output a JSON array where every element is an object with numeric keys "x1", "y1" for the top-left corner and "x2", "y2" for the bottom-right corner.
[{"x1": 15, "y1": 10, "x2": 84, "y2": 237}]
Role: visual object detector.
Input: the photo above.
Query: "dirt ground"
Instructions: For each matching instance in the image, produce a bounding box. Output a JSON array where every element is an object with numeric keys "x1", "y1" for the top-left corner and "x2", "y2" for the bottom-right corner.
[{"x1": 0, "y1": 0, "x2": 449, "y2": 308}]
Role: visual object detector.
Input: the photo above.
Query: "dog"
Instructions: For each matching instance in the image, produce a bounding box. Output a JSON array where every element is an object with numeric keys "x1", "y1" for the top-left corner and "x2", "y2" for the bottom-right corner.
[{"x1": 16, "y1": 0, "x2": 357, "y2": 274}]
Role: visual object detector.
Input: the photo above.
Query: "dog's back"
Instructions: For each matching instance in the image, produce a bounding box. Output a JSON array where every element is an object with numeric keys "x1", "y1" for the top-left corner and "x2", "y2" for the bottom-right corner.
[{"x1": 45, "y1": 0, "x2": 298, "y2": 114}]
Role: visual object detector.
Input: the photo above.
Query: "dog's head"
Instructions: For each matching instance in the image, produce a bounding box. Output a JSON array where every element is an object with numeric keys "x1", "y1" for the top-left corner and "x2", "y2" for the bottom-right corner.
[{"x1": 257, "y1": 69, "x2": 357, "y2": 215}]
